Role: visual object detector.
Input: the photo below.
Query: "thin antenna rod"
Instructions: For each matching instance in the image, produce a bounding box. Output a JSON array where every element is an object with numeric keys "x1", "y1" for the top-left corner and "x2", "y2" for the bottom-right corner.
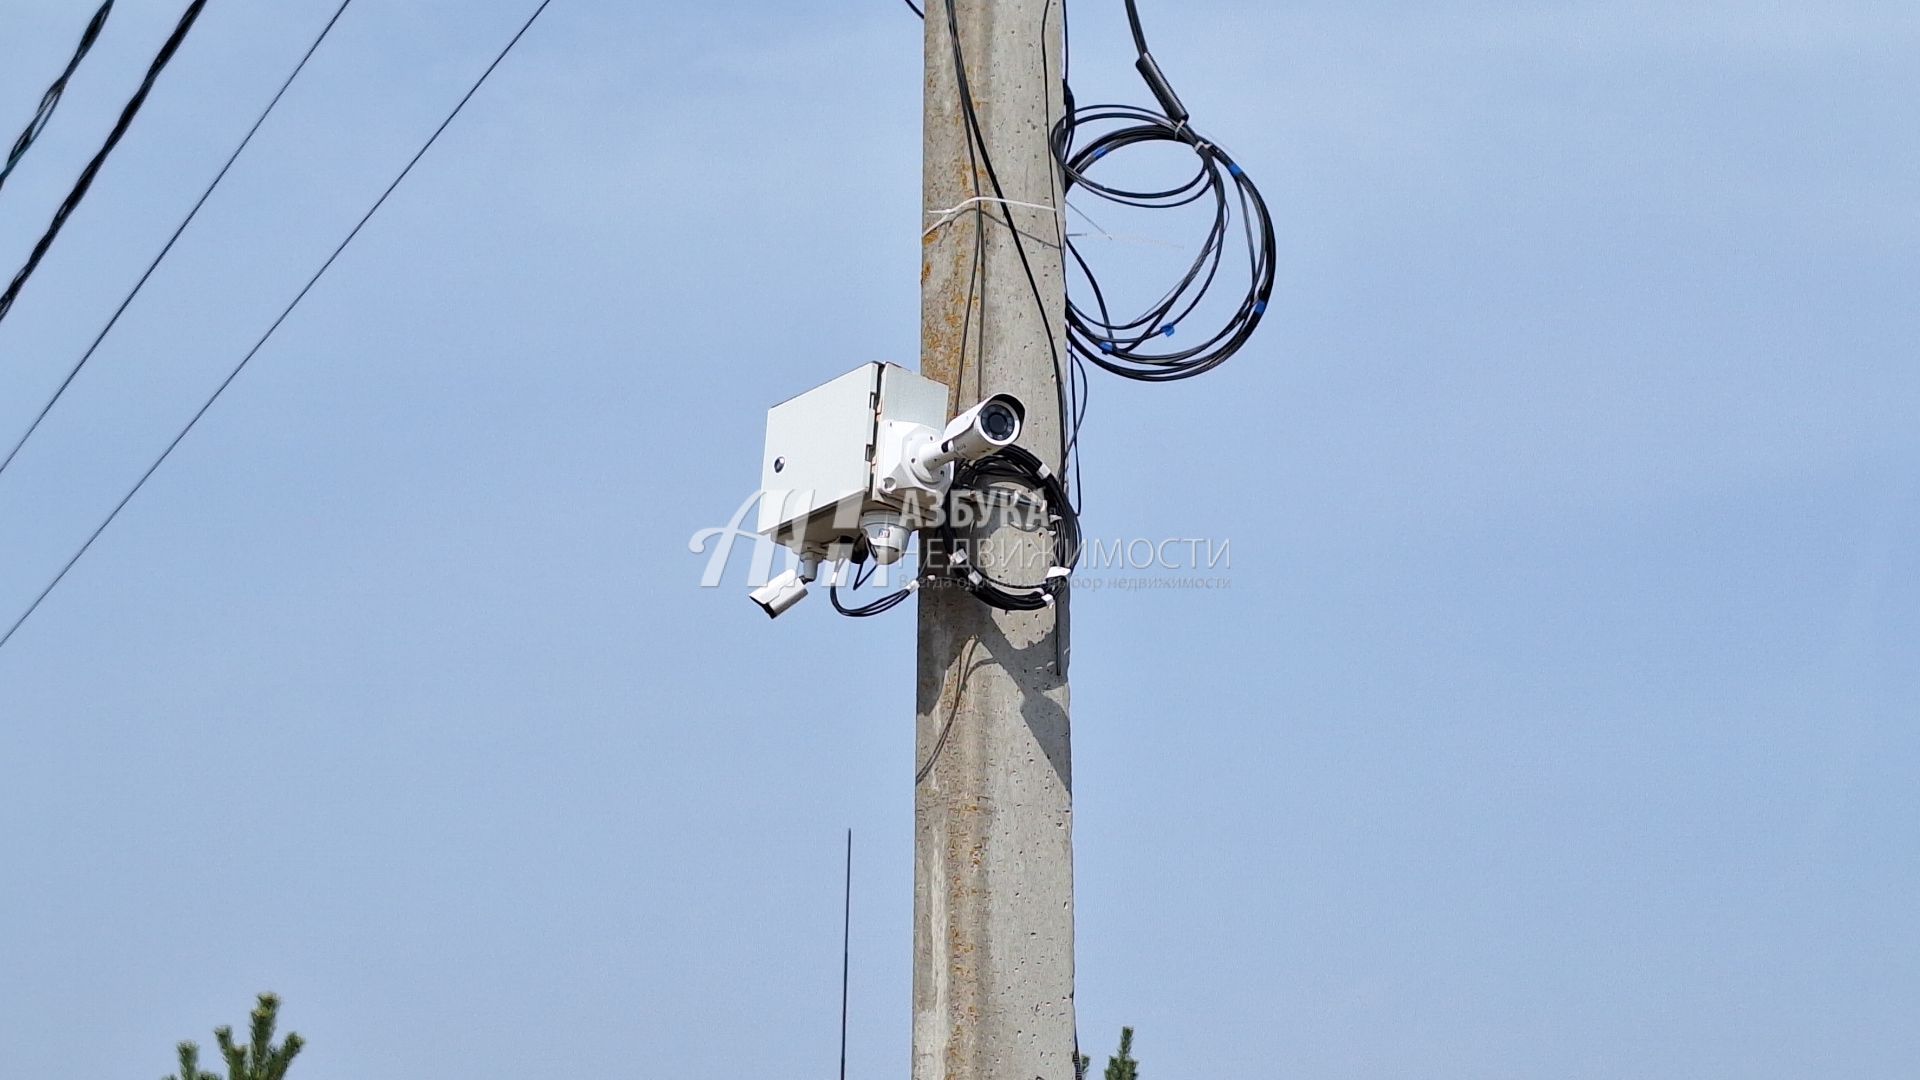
[{"x1": 840, "y1": 828, "x2": 853, "y2": 1080}]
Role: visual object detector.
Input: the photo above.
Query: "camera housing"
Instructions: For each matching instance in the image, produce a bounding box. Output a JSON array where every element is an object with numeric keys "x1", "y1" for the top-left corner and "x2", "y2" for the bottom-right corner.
[
  {"x1": 749, "y1": 569, "x2": 811, "y2": 619},
  {"x1": 913, "y1": 395, "x2": 1026, "y2": 480},
  {"x1": 749, "y1": 553, "x2": 823, "y2": 620}
]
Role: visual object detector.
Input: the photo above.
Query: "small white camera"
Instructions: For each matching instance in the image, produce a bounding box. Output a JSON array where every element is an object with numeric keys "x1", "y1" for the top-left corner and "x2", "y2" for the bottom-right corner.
[
  {"x1": 750, "y1": 555, "x2": 822, "y2": 620},
  {"x1": 860, "y1": 509, "x2": 913, "y2": 567}
]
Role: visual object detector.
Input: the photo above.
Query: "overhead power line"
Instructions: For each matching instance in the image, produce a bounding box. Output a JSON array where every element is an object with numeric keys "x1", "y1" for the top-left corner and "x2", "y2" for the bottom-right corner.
[
  {"x1": 0, "y1": 1, "x2": 115, "y2": 197},
  {"x1": 0, "y1": 0, "x2": 559, "y2": 653},
  {"x1": 0, "y1": 0, "x2": 357, "y2": 482},
  {"x1": 0, "y1": 0, "x2": 208, "y2": 330}
]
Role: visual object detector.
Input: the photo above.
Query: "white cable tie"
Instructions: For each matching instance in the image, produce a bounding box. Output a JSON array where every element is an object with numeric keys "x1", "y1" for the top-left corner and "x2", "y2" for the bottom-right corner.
[
  {"x1": 1045, "y1": 567, "x2": 1073, "y2": 581},
  {"x1": 923, "y1": 196, "x2": 1064, "y2": 239}
]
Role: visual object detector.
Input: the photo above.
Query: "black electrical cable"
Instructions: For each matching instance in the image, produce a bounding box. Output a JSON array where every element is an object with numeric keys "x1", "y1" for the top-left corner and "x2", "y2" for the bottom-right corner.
[
  {"x1": 889, "y1": 0, "x2": 1266, "y2": 611},
  {"x1": 0, "y1": 0, "x2": 357, "y2": 482},
  {"x1": 880, "y1": 0, "x2": 1084, "y2": 623},
  {"x1": 1041, "y1": 0, "x2": 1088, "y2": 510},
  {"x1": 901, "y1": 0, "x2": 925, "y2": 17},
  {"x1": 0, "y1": 1, "x2": 114, "y2": 198},
  {"x1": 828, "y1": 1, "x2": 1090, "y2": 621},
  {"x1": 831, "y1": 557, "x2": 914, "y2": 618},
  {"x1": 1051, "y1": 0, "x2": 1276, "y2": 382},
  {"x1": 0, "y1": 0, "x2": 208, "y2": 330},
  {"x1": 0, "y1": 0, "x2": 558, "y2": 653},
  {"x1": 938, "y1": 0, "x2": 1080, "y2": 509},
  {"x1": 901, "y1": 0, "x2": 1087, "y2": 516},
  {"x1": 935, "y1": 445, "x2": 1080, "y2": 612},
  {"x1": 1054, "y1": 104, "x2": 1274, "y2": 381},
  {"x1": 1123, "y1": 0, "x2": 1152, "y2": 56}
]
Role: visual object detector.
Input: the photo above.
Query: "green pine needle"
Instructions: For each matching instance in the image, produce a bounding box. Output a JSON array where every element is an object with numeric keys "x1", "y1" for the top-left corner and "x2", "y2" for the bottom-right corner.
[
  {"x1": 1104, "y1": 1026, "x2": 1139, "y2": 1080},
  {"x1": 172, "y1": 995, "x2": 303, "y2": 1080}
]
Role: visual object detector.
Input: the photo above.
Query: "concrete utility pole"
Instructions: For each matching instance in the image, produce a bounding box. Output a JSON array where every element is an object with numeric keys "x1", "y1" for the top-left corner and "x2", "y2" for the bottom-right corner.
[{"x1": 915, "y1": 2, "x2": 1074, "y2": 1079}]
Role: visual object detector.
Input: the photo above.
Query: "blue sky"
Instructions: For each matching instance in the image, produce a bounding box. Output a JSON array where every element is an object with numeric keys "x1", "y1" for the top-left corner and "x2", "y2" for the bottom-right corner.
[{"x1": 1, "y1": 1, "x2": 1915, "y2": 1077}]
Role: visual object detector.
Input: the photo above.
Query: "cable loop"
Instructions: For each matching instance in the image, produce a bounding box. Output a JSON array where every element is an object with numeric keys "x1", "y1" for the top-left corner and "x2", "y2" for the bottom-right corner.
[{"x1": 936, "y1": 446, "x2": 1081, "y2": 613}]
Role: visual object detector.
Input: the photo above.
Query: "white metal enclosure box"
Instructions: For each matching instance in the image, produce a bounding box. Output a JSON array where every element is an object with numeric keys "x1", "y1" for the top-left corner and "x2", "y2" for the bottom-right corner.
[{"x1": 757, "y1": 362, "x2": 951, "y2": 550}]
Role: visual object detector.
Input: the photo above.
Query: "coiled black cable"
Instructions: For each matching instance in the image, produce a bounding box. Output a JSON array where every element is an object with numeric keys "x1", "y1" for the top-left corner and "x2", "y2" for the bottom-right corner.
[
  {"x1": 0, "y1": 1, "x2": 114, "y2": 198},
  {"x1": 1050, "y1": 0, "x2": 1276, "y2": 382},
  {"x1": 935, "y1": 445, "x2": 1080, "y2": 612}
]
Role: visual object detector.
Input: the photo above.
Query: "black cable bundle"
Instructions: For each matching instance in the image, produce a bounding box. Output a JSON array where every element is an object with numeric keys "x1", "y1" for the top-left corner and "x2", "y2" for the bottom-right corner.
[
  {"x1": 1051, "y1": 0, "x2": 1276, "y2": 382},
  {"x1": 0, "y1": 1, "x2": 113, "y2": 198},
  {"x1": 831, "y1": 558, "x2": 916, "y2": 619},
  {"x1": 936, "y1": 445, "x2": 1080, "y2": 612},
  {"x1": 832, "y1": 444, "x2": 1082, "y2": 617}
]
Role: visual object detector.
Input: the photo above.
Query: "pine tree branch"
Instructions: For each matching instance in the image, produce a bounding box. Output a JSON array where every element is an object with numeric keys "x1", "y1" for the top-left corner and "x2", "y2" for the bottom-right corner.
[
  {"x1": 215, "y1": 1025, "x2": 247, "y2": 1079},
  {"x1": 176, "y1": 994, "x2": 304, "y2": 1080},
  {"x1": 169, "y1": 1040, "x2": 201, "y2": 1080},
  {"x1": 249, "y1": 995, "x2": 277, "y2": 1077},
  {"x1": 263, "y1": 1032, "x2": 304, "y2": 1080}
]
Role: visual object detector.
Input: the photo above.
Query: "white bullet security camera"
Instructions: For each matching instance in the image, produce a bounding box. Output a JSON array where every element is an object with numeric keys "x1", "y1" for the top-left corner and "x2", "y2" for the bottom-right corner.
[
  {"x1": 749, "y1": 571, "x2": 809, "y2": 619},
  {"x1": 750, "y1": 555, "x2": 822, "y2": 619},
  {"x1": 913, "y1": 394, "x2": 1025, "y2": 479}
]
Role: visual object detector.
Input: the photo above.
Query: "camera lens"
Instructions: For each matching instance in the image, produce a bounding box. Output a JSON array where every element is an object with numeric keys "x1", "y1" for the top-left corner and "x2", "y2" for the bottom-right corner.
[{"x1": 980, "y1": 402, "x2": 1018, "y2": 441}]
